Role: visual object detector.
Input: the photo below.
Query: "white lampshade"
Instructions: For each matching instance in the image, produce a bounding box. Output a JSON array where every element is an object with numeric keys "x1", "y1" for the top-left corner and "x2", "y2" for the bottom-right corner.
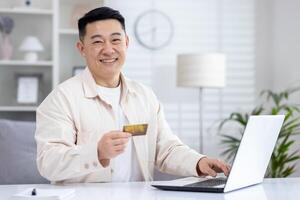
[
  {"x1": 19, "y1": 36, "x2": 44, "y2": 52},
  {"x1": 19, "y1": 36, "x2": 44, "y2": 62},
  {"x1": 177, "y1": 53, "x2": 226, "y2": 88}
]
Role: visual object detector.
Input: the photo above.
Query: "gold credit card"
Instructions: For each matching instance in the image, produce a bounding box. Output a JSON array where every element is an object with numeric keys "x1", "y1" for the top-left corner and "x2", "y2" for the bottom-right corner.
[{"x1": 123, "y1": 124, "x2": 148, "y2": 136}]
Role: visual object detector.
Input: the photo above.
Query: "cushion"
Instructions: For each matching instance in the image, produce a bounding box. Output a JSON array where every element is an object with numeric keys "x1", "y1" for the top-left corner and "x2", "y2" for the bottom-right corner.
[{"x1": 0, "y1": 119, "x2": 48, "y2": 184}]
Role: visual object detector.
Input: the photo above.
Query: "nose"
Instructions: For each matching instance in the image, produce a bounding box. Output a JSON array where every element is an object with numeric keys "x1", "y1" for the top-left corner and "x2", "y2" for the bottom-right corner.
[{"x1": 102, "y1": 42, "x2": 115, "y2": 55}]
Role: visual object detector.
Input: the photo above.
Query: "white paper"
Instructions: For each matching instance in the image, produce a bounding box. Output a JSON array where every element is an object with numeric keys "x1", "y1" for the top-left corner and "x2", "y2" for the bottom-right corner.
[
  {"x1": 11, "y1": 188, "x2": 75, "y2": 200},
  {"x1": 17, "y1": 76, "x2": 39, "y2": 104}
]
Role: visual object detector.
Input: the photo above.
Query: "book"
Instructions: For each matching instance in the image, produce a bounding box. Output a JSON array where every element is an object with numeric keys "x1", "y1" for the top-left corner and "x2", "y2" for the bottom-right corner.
[{"x1": 11, "y1": 188, "x2": 75, "y2": 200}]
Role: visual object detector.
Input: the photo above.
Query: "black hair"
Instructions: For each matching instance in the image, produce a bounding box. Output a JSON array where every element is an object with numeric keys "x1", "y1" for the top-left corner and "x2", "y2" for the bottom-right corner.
[{"x1": 78, "y1": 6, "x2": 126, "y2": 41}]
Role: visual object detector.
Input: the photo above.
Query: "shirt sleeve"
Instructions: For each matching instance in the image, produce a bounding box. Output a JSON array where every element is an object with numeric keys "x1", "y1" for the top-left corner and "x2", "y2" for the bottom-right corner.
[
  {"x1": 153, "y1": 95, "x2": 206, "y2": 177},
  {"x1": 35, "y1": 88, "x2": 105, "y2": 182}
]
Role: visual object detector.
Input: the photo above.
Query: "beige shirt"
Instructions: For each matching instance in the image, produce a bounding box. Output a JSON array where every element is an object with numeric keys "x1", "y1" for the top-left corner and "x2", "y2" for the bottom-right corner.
[
  {"x1": 35, "y1": 67, "x2": 204, "y2": 183},
  {"x1": 96, "y1": 84, "x2": 143, "y2": 182}
]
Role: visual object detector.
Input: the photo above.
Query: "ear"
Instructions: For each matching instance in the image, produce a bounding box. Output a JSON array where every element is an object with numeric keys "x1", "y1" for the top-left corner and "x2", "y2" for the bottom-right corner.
[
  {"x1": 125, "y1": 35, "x2": 129, "y2": 49},
  {"x1": 76, "y1": 40, "x2": 85, "y2": 57}
]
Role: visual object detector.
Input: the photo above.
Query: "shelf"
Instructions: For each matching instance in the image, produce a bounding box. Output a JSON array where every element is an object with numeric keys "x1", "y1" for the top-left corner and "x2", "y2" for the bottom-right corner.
[
  {"x1": 0, "y1": 60, "x2": 53, "y2": 67},
  {"x1": 0, "y1": 8, "x2": 53, "y2": 15},
  {"x1": 0, "y1": 106, "x2": 37, "y2": 112},
  {"x1": 0, "y1": 0, "x2": 100, "y2": 117},
  {"x1": 59, "y1": 29, "x2": 78, "y2": 35}
]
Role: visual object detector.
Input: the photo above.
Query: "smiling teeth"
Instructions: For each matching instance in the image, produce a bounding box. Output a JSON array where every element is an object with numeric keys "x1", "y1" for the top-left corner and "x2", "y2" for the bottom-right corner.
[{"x1": 100, "y1": 58, "x2": 117, "y2": 63}]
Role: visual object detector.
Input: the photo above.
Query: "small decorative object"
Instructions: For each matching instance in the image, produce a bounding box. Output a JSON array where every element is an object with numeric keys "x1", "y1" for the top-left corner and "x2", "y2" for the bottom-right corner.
[
  {"x1": 72, "y1": 66, "x2": 85, "y2": 76},
  {"x1": 0, "y1": 16, "x2": 14, "y2": 60},
  {"x1": 16, "y1": 74, "x2": 42, "y2": 104},
  {"x1": 19, "y1": 36, "x2": 44, "y2": 62}
]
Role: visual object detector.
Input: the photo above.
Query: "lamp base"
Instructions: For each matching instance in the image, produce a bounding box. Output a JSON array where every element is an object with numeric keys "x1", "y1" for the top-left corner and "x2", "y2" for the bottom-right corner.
[{"x1": 24, "y1": 52, "x2": 38, "y2": 62}]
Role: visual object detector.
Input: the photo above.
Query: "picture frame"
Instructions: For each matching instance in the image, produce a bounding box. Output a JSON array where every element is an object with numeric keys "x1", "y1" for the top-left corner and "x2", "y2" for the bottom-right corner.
[
  {"x1": 16, "y1": 73, "x2": 42, "y2": 104},
  {"x1": 72, "y1": 66, "x2": 85, "y2": 76}
]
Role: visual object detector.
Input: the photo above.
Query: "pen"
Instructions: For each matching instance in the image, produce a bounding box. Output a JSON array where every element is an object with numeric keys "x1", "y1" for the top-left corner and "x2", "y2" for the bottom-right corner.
[{"x1": 31, "y1": 188, "x2": 37, "y2": 196}]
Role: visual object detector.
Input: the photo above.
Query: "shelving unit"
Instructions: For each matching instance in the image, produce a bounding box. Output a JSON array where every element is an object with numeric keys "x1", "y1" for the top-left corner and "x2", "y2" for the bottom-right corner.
[
  {"x1": 55, "y1": 0, "x2": 102, "y2": 83},
  {"x1": 0, "y1": 0, "x2": 103, "y2": 120},
  {"x1": 59, "y1": 28, "x2": 78, "y2": 35},
  {"x1": 0, "y1": 60, "x2": 52, "y2": 67},
  {"x1": 0, "y1": 8, "x2": 53, "y2": 15},
  {"x1": 0, "y1": 106, "x2": 37, "y2": 112}
]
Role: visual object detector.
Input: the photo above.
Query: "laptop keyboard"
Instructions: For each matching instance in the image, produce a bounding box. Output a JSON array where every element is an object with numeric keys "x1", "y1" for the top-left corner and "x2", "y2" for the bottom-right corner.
[{"x1": 185, "y1": 177, "x2": 227, "y2": 187}]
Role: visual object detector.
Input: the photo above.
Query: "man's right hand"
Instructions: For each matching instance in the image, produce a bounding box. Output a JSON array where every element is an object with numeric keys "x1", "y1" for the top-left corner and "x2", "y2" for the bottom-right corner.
[{"x1": 97, "y1": 131, "x2": 131, "y2": 167}]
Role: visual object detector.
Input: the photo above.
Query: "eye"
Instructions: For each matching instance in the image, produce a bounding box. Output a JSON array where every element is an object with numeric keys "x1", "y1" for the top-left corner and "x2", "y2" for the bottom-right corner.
[
  {"x1": 112, "y1": 38, "x2": 121, "y2": 44},
  {"x1": 92, "y1": 40, "x2": 103, "y2": 44}
]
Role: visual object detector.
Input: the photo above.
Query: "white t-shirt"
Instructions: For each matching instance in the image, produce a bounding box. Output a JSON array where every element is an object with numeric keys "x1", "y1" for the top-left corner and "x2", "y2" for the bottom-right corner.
[{"x1": 97, "y1": 84, "x2": 143, "y2": 182}]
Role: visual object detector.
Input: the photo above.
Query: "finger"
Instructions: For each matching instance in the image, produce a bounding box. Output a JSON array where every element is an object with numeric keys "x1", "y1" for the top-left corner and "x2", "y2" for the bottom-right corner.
[
  {"x1": 215, "y1": 161, "x2": 231, "y2": 176},
  {"x1": 114, "y1": 144, "x2": 126, "y2": 151},
  {"x1": 222, "y1": 166, "x2": 229, "y2": 176},
  {"x1": 112, "y1": 138, "x2": 129, "y2": 146},
  {"x1": 200, "y1": 163, "x2": 217, "y2": 177},
  {"x1": 216, "y1": 160, "x2": 231, "y2": 175},
  {"x1": 210, "y1": 160, "x2": 227, "y2": 173},
  {"x1": 204, "y1": 167, "x2": 217, "y2": 177},
  {"x1": 224, "y1": 164, "x2": 230, "y2": 176},
  {"x1": 115, "y1": 149, "x2": 125, "y2": 154},
  {"x1": 227, "y1": 164, "x2": 231, "y2": 171},
  {"x1": 226, "y1": 165, "x2": 231, "y2": 176},
  {"x1": 110, "y1": 131, "x2": 131, "y2": 139},
  {"x1": 216, "y1": 160, "x2": 230, "y2": 176}
]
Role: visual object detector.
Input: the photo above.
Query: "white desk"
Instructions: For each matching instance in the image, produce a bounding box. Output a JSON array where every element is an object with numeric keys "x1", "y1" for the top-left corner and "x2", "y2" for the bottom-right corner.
[{"x1": 0, "y1": 178, "x2": 299, "y2": 200}]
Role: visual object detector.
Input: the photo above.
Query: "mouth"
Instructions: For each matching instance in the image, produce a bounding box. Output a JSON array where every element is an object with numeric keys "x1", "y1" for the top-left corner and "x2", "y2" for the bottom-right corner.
[{"x1": 99, "y1": 58, "x2": 118, "y2": 63}]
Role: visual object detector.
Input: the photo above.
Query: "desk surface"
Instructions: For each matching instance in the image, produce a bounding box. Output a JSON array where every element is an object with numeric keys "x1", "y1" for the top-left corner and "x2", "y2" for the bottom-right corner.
[{"x1": 1, "y1": 178, "x2": 299, "y2": 200}]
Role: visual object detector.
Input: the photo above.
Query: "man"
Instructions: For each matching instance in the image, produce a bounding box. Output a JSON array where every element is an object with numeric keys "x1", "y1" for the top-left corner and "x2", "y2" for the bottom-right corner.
[{"x1": 35, "y1": 7, "x2": 230, "y2": 183}]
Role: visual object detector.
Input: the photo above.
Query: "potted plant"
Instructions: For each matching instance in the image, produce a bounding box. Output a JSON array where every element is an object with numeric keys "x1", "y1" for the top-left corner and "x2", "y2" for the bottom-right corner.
[{"x1": 219, "y1": 88, "x2": 300, "y2": 177}]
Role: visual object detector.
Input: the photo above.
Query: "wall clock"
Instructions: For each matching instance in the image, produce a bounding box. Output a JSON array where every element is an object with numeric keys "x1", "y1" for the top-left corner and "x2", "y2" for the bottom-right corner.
[{"x1": 134, "y1": 10, "x2": 174, "y2": 50}]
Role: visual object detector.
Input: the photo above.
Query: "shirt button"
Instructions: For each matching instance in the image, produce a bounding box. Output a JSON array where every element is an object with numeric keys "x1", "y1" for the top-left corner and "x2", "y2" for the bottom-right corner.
[
  {"x1": 93, "y1": 161, "x2": 98, "y2": 167},
  {"x1": 84, "y1": 163, "x2": 89, "y2": 169}
]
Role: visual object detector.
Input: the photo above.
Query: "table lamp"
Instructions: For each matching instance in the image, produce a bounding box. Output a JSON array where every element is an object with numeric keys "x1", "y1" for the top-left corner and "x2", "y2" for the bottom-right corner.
[
  {"x1": 19, "y1": 36, "x2": 44, "y2": 62},
  {"x1": 177, "y1": 53, "x2": 226, "y2": 153}
]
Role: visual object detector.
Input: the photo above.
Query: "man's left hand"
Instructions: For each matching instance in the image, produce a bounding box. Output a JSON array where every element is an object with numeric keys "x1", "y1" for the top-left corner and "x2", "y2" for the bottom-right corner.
[{"x1": 197, "y1": 157, "x2": 230, "y2": 177}]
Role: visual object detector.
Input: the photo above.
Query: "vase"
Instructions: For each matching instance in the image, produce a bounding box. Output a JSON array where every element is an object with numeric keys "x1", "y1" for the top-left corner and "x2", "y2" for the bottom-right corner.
[{"x1": 0, "y1": 34, "x2": 13, "y2": 60}]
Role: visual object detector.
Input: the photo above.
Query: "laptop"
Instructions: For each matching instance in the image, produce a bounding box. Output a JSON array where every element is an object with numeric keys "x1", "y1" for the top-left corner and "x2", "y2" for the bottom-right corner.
[{"x1": 152, "y1": 115, "x2": 285, "y2": 193}]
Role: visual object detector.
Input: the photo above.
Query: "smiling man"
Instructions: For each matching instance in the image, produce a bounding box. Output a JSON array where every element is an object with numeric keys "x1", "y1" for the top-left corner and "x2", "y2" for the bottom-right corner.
[{"x1": 35, "y1": 7, "x2": 230, "y2": 183}]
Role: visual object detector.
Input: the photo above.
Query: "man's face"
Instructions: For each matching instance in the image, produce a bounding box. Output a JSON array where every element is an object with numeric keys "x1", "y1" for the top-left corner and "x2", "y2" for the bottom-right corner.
[{"x1": 77, "y1": 19, "x2": 129, "y2": 85}]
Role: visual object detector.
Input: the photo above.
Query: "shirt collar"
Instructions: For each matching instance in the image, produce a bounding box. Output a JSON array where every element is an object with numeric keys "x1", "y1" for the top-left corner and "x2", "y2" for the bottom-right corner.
[{"x1": 80, "y1": 67, "x2": 136, "y2": 99}]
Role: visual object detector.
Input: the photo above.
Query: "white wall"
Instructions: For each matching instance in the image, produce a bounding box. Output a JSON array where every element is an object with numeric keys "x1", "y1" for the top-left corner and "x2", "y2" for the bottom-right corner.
[
  {"x1": 255, "y1": 0, "x2": 272, "y2": 94},
  {"x1": 256, "y1": 0, "x2": 300, "y2": 177},
  {"x1": 272, "y1": 0, "x2": 300, "y2": 97},
  {"x1": 272, "y1": 0, "x2": 300, "y2": 177},
  {"x1": 256, "y1": 0, "x2": 300, "y2": 100}
]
